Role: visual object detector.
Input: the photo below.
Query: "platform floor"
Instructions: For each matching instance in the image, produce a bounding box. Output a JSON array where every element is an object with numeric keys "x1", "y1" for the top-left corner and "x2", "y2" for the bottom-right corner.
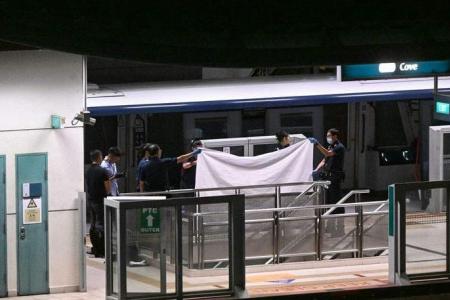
[{"x1": 6, "y1": 256, "x2": 390, "y2": 299}]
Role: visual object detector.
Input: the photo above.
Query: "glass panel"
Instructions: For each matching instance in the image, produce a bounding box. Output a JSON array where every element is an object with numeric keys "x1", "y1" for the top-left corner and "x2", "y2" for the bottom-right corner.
[
  {"x1": 405, "y1": 188, "x2": 447, "y2": 275},
  {"x1": 195, "y1": 118, "x2": 227, "y2": 139},
  {"x1": 111, "y1": 208, "x2": 118, "y2": 295},
  {"x1": 279, "y1": 218, "x2": 316, "y2": 262},
  {"x1": 321, "y1": 215, "x2": 358, "y2": 256},
  {"x1": 182, "y1": 205, "x2": 196, "y2": 269},
  {"x1": 363, "y1": 214, "x2": 388, "y2": 253},
  {"x1": 125, "y1": 207, "x2": 177, "y2": 297},
  {"x1": 183, "y1": 203, "x2": 230, "y2": 292},
  {"x1": 245, "y1": 220, "x2": 273, "y2": 264}
]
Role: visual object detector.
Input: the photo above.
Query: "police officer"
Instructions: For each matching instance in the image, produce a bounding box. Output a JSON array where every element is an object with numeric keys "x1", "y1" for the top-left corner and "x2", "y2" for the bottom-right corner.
[
  {"x1": 86, "y1": 150, "x2": 111, "y2": 257},
  {"x1": 136, "y1": 143, "x2": 151, "y2": 191},
  {"x1": 309, "y1": 128, "x2": 345, "y2": 237},
  {"x1": 275, "y1": 130, "x2": 291, "y2": 150},
  {"x1": 180, "y1": 138, "x2": 203, "y2": 189},
  {"x1": 139, "y1": 144, "x2": 201, "y2": 192}
]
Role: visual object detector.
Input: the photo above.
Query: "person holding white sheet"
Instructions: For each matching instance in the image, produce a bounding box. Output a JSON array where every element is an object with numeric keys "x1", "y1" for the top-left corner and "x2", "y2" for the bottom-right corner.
[
  {"x1": 309, "y1": 128, "x2": 346, "y2": 237},
  {"x1": 275, "y1": 130, "x2": 291, "y2": 150}
]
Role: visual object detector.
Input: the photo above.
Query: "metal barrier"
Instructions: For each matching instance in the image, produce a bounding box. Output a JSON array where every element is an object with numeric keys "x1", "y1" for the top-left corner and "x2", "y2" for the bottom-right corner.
[
  {"x1": 120, "y1": 182, "x2": 388, "y2": 269},
  {"x1": 190, "y1": 191, "x2": 388, "y2": 268},
  {"x1": 389, "y1": 180, "x2": 450, "y2": 284},
  {"x1": 104, "y1": 194, "x2": 245, "y2": 300},
  {"x1": 122, "y1": 181, "x2": 328, "y2": 267}
]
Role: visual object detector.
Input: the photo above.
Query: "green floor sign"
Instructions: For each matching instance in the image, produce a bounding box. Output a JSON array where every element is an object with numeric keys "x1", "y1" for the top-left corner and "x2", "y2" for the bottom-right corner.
[{"x1": 140, "y1": 208, "x2": 160, "y2": 233}]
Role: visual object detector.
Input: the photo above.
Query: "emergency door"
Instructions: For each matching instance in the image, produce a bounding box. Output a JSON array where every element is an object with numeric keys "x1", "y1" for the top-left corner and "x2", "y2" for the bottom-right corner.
[
  {"x1": 0, "y1": 156, "x2": 6, "y2": 297},
  {"x1": 16, "y1": 154, "x2": 48, "y2": 295}
]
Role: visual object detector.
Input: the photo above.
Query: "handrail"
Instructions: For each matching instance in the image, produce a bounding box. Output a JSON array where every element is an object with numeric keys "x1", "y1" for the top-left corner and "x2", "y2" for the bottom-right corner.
[
  {"x1": 374, "y1": 201, "x2": 387, "y2": 212},
  {"x1": 323, "y1": 189, "x2": 370, "y2": 216},
  {"x1": 120, "y1": 180, "x2": 331, "y2": 196},
  {"x1": 294, "y1": 181, "x2": 331, "y2": 200},
  {"x1": 191, "y1": 200, "x2": 387, "y2": 217}
]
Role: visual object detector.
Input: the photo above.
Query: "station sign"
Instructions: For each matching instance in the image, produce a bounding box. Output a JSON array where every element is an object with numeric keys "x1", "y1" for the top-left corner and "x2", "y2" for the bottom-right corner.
[
  {"x1": 434, "y1": 93, "x2": 450, "y2": 122},
  {"x1": 341, "y1": 60, "x2": 450, "y2": 81},
  {"x1": 140, "y1": 208, "x2": 160, "y2": 233}
]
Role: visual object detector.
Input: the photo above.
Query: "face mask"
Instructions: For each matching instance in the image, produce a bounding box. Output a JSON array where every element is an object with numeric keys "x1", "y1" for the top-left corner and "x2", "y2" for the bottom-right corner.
[{"x1": 326, "y1": 137, "x2": 333, "y2": 144}]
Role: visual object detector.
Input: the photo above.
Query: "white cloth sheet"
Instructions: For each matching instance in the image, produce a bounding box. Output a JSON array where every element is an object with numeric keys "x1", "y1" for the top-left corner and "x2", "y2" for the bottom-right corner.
[{"x1": 195, "y1": 140, "x2": 313, "y2": 195}]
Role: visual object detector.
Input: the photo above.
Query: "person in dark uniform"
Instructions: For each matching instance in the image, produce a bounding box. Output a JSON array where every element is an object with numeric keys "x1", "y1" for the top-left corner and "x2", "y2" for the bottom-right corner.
[
  {"x1": 309, "y1": 128, "x2": 346, "y2": 237},
  {"x1": 275, "y1": 130, "x2": 291, "y2": 150},
  {"x1": 86, "y1": 150, "x2": 111, "y2": 257},
  {"x1": 136, "y1": 143, "x2": 151, "y2": 191},
  {"x1": 180, "y1": 138, "x2": 203, "y2": 189},
  {"x1": 139, "y1": 144, "x2": 201, "y2": 192}
]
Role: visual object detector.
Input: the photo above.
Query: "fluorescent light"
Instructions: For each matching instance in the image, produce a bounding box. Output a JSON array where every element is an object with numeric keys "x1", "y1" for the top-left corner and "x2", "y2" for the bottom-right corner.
[{"x1": 379, "y1": 63, "x2": 396, "y2": 73}]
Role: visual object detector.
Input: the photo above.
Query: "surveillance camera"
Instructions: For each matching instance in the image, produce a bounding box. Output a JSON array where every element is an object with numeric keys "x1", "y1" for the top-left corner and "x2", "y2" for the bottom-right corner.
[{"x1": 72, "y1": 110, "x2": 96, "y2": 126}]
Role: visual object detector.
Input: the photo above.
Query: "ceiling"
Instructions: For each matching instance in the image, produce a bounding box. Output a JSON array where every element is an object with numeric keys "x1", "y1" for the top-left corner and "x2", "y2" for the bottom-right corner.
[{"x1": 1, "y1": 2, "x2": 450, "y2": 67}]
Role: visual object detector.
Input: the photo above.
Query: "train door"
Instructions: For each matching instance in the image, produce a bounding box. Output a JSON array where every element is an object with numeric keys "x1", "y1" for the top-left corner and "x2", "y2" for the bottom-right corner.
[
  {"x1": 183, "y1": 111, "x2": 243, "y2": 155},
  {"x1": 267, "y1": 106, "x2": 323, "y2": 164},
  {"x1": 349, "y1": 101, "x2": 420, "y2": 193}
]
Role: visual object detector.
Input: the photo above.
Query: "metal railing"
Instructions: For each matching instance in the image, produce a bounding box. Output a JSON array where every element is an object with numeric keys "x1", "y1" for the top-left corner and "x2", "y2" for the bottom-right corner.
[
  {"x1": 188, "y1": 191, "x2": 388, "y2": 268},
  {"x1": 121, "y1": 182, "x2": 388, "y2": 269}
]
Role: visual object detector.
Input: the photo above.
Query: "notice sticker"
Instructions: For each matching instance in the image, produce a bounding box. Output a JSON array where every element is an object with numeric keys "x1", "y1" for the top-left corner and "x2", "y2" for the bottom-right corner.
[{"x1": 23, "y1": 197, "x2": 42, "y2": 224}]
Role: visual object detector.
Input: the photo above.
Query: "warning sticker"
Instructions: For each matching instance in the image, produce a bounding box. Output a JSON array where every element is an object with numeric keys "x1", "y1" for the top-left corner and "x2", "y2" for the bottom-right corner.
[{"x1": 23, "y1": 197, "x2": 42, "y2": 224}]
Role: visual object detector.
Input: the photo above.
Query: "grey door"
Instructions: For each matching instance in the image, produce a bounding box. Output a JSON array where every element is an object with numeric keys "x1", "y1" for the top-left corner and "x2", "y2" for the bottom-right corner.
[
  {"x1": 16, "y1": 154, "x2": 48, "y2": 295},
  {"x1": 0, "y1": 156, "x2": 6, "y2": 297}
]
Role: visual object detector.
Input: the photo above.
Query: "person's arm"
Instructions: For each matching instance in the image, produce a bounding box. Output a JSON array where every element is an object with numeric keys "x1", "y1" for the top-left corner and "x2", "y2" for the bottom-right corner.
[
  {"x1": 139, "y1": 180, "x2": 145, "y2": 193},
  {"x1": 314, "y1": 158, "x2": 326, "y2": 172},
  {"x1": 176, "y1": 152, "x2": 193, "y2": 164},
  {"x1": 308, "y1": 138, "x2": 335, "y2": 157},
  {"x1": 315, "y1": 143, "x2": 335, "y2": 157},
  {"x1": 182, "y1": 160, "x2": 197, "y2": 169}
]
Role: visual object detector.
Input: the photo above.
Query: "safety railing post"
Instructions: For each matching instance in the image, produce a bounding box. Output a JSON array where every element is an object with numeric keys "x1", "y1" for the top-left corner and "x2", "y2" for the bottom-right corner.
[
  {"x1": 195, "y1": 191, "x2": 200, "y2": 269},
  {"x1": 316, "y1": 213, "x2": 322, "y2": 260},
  {"x1": 356, "y1": 194, "x2": 364, "y2": 258},
  {"x1": 275, "y1": 186, "x2": 281, "y2": 263},
  {"x1": 199, "y1": 215, "x2": 205, "y2": 269},
  {"x1": 188, "y1": 214, "x2": 194, "y2": 269}
]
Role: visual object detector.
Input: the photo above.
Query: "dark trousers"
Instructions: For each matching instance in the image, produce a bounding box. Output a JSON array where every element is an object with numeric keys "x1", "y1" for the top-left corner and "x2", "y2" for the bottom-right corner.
[
  {"x1": 325, "y1": 173, "x2": 344, "y2": 214},
  {"x1": 88, "y1": 199, "x2": 105, "y2": 257}
]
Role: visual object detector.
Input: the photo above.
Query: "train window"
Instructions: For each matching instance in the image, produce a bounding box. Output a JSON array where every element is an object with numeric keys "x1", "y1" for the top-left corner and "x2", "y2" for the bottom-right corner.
[
  {"x1": 375, "y1": 102, "x2": 407, "y2": 147},
  {"x1": 378, "y1": 147, "x2": 416, "y2": 166},
  {"x1": 254, "y1": 144, "x2": 277, "y2": 156},
  {"x1": 280, "y1": 113, "x2": 313, "y2": 128},
  {"x1": 230, "y1": 146, "x2": 245, "y2": 156},
  {"x1": 444, "y1": 133, "x2": 450, "y2": 155},
  {"x1": 243, "y1": 110, "x2": 265, "y2": 136},
  {"x1": 194, "y1": 117, "x2": 228, "y2": 139}
]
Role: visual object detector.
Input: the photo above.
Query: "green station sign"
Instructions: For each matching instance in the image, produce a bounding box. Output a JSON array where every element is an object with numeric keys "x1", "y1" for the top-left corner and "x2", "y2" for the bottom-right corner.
[
  {"x1": 140, "y1": 208, "x2": 160, "y2": 234},
  {"x1": 341, "y1": 60, "x2": 450, "y2": 81},
  {"x1": 434, "y1": 93, "x2": 450, "y2": 122}
]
